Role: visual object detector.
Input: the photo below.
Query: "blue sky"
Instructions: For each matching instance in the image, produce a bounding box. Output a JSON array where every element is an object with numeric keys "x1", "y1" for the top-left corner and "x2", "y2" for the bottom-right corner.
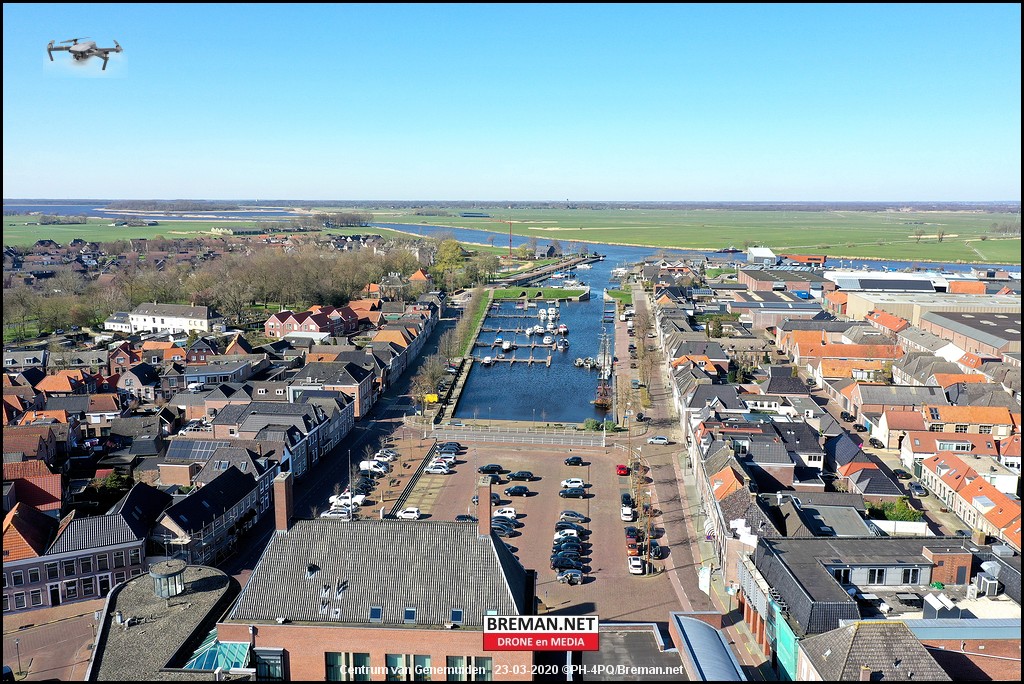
[{"x1": 3, "y1": 3, "x2": 1020, "y2": 201}]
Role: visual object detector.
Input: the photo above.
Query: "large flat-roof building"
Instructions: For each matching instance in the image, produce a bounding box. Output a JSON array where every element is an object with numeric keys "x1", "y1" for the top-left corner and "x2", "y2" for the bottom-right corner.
[
  {"x1": 843, "y1": 292, "x2": 1021, "y2": 326},
  {"x1": 918, "y1": 311, "x2": 1021, "y2": 357}
]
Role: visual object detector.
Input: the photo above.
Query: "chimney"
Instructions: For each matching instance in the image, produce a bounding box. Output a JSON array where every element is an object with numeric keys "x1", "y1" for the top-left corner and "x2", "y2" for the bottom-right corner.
[
  {"x1": 477, "y1": 475, "x2": 494, "y2": 537},
  {"x1": 273, "y1": 472, "x2": 294, "y2": 533},
  {"x1": 859, "y1": 666, "x2": 873, "y2": 681}
]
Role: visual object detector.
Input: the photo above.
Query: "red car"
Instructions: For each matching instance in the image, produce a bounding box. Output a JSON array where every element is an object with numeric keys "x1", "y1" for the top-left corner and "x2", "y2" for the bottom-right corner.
[{"x1": 616, "y1": 464, "x2": 630, "y2": 476}]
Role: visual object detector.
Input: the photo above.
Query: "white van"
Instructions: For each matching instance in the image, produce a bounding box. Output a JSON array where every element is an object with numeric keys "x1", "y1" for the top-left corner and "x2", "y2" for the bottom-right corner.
[{"x1": 359, "y1": 460, "x2": 388, "y2": 474}]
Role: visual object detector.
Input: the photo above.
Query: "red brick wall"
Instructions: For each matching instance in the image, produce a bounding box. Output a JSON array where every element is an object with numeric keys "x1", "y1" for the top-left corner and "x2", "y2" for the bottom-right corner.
[
  {"x1": 923, "y1": 548, "x2": 972, "y2": 585},
  {"x1": 216, "y1": 622, "x2": 533, "y2": 681}
]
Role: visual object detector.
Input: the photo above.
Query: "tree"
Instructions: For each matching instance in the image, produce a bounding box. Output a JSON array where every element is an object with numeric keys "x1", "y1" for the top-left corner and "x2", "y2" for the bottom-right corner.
[
  {"x1": 936, "y1": 229, "x2": 946, "y2": 243},
  {"x1": 438, "y1": 328, "x2": 460, "y2": 364},
  {"x1": 435, "y1": 239, "x2": 465, "y2": 290},
  {"x1": 913, "y1": 228, "x2": 925, "y2": 243},
  {"x1": 709, "y1": 319, "x2": 723, "y2": 338}
]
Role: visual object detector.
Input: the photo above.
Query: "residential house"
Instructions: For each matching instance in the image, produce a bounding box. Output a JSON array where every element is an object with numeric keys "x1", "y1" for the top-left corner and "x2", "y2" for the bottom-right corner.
[
  {"x1": 898, "y1": 431, "x2": 1001, "y2": 472},
  {"x1": 128, "y1": 303, "x2": 223, "y2": 335},
  {"x1": 797, "y1": 622, "x2": 949, "y2": 682},
  {"x1": 2, "y1": 425, "x2": 58, "y2": 468},
  {"x1": 919, "y1": 404, "x2": 1015, "y2": 438},
  {"x1": 3, "y1": 459, "x2": 62, "y2": 516},
  {"x1": 289, "y1": 361, "x2": 375, "y2": 419},
  {"x1": 117, "y1": 362, "x2": 162, "y2": 403}
]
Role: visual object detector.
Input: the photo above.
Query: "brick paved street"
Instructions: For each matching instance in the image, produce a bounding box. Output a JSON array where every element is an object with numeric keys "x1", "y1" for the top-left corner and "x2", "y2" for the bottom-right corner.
[{"x1": 2, "y1": 599, "x2": 102, "y2": 681}]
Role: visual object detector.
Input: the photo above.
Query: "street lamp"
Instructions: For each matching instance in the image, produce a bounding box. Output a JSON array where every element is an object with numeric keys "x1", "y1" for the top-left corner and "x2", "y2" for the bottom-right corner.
[{"x1": 15, "y1": 638, "x2": 23, "y2": 676}]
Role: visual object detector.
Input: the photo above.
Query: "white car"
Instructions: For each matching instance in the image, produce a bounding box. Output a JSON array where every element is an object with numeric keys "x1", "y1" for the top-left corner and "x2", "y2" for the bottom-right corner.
[
  {"x1": 396, "y1": 507, "x2": 421, "y2": 520},
  {"x1": 620, "y1": 506, "x2": 635, "y2": 522},
  {"x1": 560, "y1": 478, "x2": 586, "y2": 489},
  {"x1": 647, "y1": 436, "x2": 670, "y2": 445},
  {"x1": 320, "y1": 508, "x2": 351, "y2": 519},
  {"x1": 432, "y1": 453, "x2": 457, "y2": 465},
  {"x1": 494, "y1": 507, "x2": 517, "y2": 519},
  {"x1": 330, "y1": 493, "x2": 365, "y2": 508},
  {"x1": 628, "y1": 556, "x2": 646, "y2": 575},
  {"x1": 553, "y1": 529, "x2": 579, "y2": 542},
  {"x1": 424, "y1": 464, "x2": 450, "y2": 475}
]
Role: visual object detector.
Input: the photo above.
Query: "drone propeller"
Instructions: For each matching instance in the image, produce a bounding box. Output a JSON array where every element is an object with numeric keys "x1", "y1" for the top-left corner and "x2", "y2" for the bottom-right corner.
[
  {"x1": 113, "y1": 40, "x2": 122, "y2": 52},
  {"x1": 59, "y1": 37, "x2": 89, "y2": 45}
]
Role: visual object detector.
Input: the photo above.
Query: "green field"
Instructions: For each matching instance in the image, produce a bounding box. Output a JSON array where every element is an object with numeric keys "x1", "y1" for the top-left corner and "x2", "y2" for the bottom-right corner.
[
  {"x1": 5, "y1": 208, "x2": 1020, "y2": 265},
  {"x1": 0, "y1": 215, "x2": 415, "y2": 246},
  {"x1": 349, "y1": 208, "x2": 1021, "y2": 264}
]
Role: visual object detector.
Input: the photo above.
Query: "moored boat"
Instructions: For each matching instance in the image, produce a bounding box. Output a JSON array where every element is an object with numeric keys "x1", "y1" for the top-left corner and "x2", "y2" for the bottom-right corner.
[
  {"x1": 557, "y1": 338, "x2": 569, "y2": 351},
  {"x1": 558, "y1": 323, "x2": 568, "y2": 335},
  {"x1": 482, "y1": 356, "x2": 493, "y2": 366},
  {"x1": 543, "y1": 334, "x2": 554, "y2": 345}
]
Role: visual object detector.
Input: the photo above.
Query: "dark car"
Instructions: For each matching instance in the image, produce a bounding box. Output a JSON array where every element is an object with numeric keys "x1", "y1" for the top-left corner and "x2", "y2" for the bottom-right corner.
[
  {"x1": 840, "y1": 411, "x2": 855, "y2": 422},
  {"x1": 624, "y1": 526, "x2": 642, "y2": 543},
  {"x1": 357, "y1": 469, "x2": 385, "y2": 479},
  {"x1": 550, "y1": 558, "x2": 584, "y2": 571},
  {"x1": 508, "y1": 471, "x2": 535, "y2": 481},
  {"x1": 504, "y1": 485, "x2": 530, "y2": 497},
  {"x1": 554, "y1": 521, "x2": 588, "y2": 535},
  {"x1": 909, "y1": 482, "x2": 928, "y2": 497},
  {"x1": 558, "y1": 487, "x2": 587, "y2": 499},
  {"x1": 493, "y1": 515, "x2": 523, "y2": 528},
  {"x1": 643, "y1": 540, "x2": 663, "y2": 559},
  {"x1": 552, "y1": 541, "x2": 586, "y2": 554},
  {"x1": 853, "y1": 424, "x2": 868, "y2": 433},
  {"x1": 471, "y1": 492, "x2": 501, "y2": 505},
  {"x1": 492, "y1": 525, "x2": 516, "y2": 538},
  {"x1": 954, "y1": 529, "x2": 973, "y2": 538},
  {"x1": 550, "y1": 551, "x2": 582, "y2": 563},
  {"x1": 477, "y1": 464, "x2": 503, "y2": 474},
  {"x1": 892, "y1": 469, "x2": 912, "y2": 480},
  {"x1": 455, "y1": 514, "x2": 478, "y2": 523},
  {"x1": 868, "y1": 438, "x2": 885, "y2": 449},
  {"x1": 564, "y1": 456, "x2": 584, "y2": 466},
  {"x1": 621, "y1": 492, "x2": 634, "y2": 508}
]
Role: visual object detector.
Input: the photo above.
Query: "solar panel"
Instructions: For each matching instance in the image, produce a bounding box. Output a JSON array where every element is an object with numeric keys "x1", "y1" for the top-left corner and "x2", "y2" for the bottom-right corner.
[{"x1": 165, "y1": 440, "x2": 231, "y2": 462}]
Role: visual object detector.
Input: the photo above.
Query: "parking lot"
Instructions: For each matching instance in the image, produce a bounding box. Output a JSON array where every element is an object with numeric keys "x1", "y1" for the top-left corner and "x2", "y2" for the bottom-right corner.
[{"x1": 400, "y1": 441, "x2": 684, "y2": 622}]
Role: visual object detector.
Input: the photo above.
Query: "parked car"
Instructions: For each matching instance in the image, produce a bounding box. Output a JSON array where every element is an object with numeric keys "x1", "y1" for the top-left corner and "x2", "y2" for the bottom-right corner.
[
  {"x1": 550, "y1": 550, "x2": 582, "y2": 563},
  {"x1": 492, "y1": 525, "x2": 516, "y2": 538},
  {"x1": 551, "y1": 557, "x2": 584, "y2": 571},
  {"x1": 954, "y1": 529, "x2": 973, "y2": 538},
  {"x1": 440, "y1": 441, "x2": 462, "y2": 450},
  {"x1": 647, "y1": 436, "x2": 669, "y2": 445},
  {"x1": 455, "y1": 514, "x2": 477, "y2": 523},
  {"x1": 620, "y1": 505, "x2": 635, "y2": 522},
  {"x1": 624, "y1": 526, "x2": 643, "y2": 543},
  {"x1": 561, "y1": 477, "x2": 586, "y2": 489},
  {"x1": 552, "y1": 541, "x2": 585, "y2": 555},
  {"x1": 554, "y1": 521, "x2": 588, "y2": 535},
  {"x1": 840, "y1": 411, "x2": 855, "y2": 422},
  {"x1": 635, "y1": 412, "x2": 646, "y2": 422},
  {"x1": 553, "y1": 529, "x2": 579, "y2": 542},
  {"x1": 558, "y1": 487, "x2": 587, "y2": 499},
  {"x1": 909, "y1": 483, "x2": 928, "y2": 498},
  {"x1": 892, "y1": 469, "x2": 912, "y2": 480},
  {"x1": 508, "y1": 470, "x2": 535, "y2": 481},
  {"x1": 630, "y1": 379, "x2": 641, "y2": 389},
  {"x1": 559, "y1": 510, "x2": 588, "y2": 523},
  {"x1": 616, "y1": 464, "x2": 630, "y2": 476},
  {"x1": 628, "y1": 557, "x2": 646, "y2": 575},
  {"x1": 493, "y1": 515, "x2": 523, "y2": 528},
  {"x1": 494, "y1": 507, "x2": 517, "y2": 519},
  {"x1": 626, "y1": 542, "x2": 640, "y2": 557},
  {"x1": 439, "y1": 444, "x2": 461, "y2": 455},
  {"x1": 396, "y1": 507, "x2": 421, "y2": 520},
  {"x1": 432, "y1": 453, "x2": 457, "y2": 465},
  {"x1": 621, "y1": 492, "x2": 634, "y2": 508},
  {"x1": 320, "y1": 508, "x2": 351, "y2": 519},
  {"x1": 868, "y1": 438, "x2": 885, "y2": 449},
  {"x1": 471, "y1": 492, "x2": 501, "y2": 506},
  {"x1": 424, "y1": 464, "x2": 451, "y2": 475},
  {"x1": 504, "y1": 485, "x2": 531, "y2": 497},
  {"x1": 564, "y1": 456, "x2": 584, "y2": 466},
  {"x1": 478, "y1": 464, "x2": 504, "y2": 474},
  {"x1": 557, "y1": 569, "x2": 583, "y2": 585},
  {"x1": 853, "y1": 424, "x2": 867, "y2": 433}
]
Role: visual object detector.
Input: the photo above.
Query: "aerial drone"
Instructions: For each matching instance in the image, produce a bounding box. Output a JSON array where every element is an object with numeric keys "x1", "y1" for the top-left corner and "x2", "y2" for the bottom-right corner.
[{"x1": 47, "y1": 37, "x2": 122, "y2": 70}]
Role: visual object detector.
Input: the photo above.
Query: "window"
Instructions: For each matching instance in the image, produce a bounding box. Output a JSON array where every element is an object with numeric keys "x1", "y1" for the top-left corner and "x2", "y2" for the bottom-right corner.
[
  {"x1": 253, "y1": 648, "x2": 285, "y2": 681},
  {"x1": 28, "y1": 568, "x2": 40, "y2": 583},
  {"x1": 832, "y1": 568, "x2": 851, "y2": 584},
  {"x1": 385, "y1": 654, "x2": 408, "y2": 681},
  {"x1": 954, "y1": 424, "x2": 969, "y2": 434},
  {"x1": 403, "y1": 607, "x2": 416, "y2": 624},
  {"x1": 470, "y1": 657, "x2": 493, "y2": 682},
  {"x1": 450, "y1": 608, "x2": 464, "y2": 625},
  {"x1": 113, "y1": 551, "x2": 125, "y2": 568},
  {"x1": 351, "y1": 653, "x2": 371, "y2": 682},
  {"x1": 2, "y1": 595, "x2": 7, "y2": 612},
  {"x1": 114, "y1": 571, "x2": 126, "y2": 584},
  {"x1": 13, "y1": 593, "x2": 26, "y2": 610},
  {"x1": 368, "y1": 606, "x2": 383, "y2": 623},
  {"x1": 413, "y1": 655, "x2": 431, "y2": 682},
  {"x1": 30, "y1": 589, "x2": 42, "y2": 606},
  {"x1": 129, "y1": 549, "x2": 142, "y2": 565},
  {"x1": 868, "y1": 568, "x2": 886, "y2": 585},
  {"x1": 62, "y1": 559, "x2": 76, "y2": 577},
  {"x1": 11, "y1": 571, "x2": 24, "y2": 587},
  {"x1": 325, "y1": 652, "x2": 372, "y2": 682},
  {"x1": 979, "y1": 425, "x2": 993, "y2": 434},
  {"x1": 257, "y1": 388, "x2": 267, "y2": 395},
  {"x1": 276, "y1": 389, "x2": 285, "y2": 396},
  {"x1": 902, "y1": 568, "x2": 920, "y2": 585},
  {"x1": 80, "y1": 557, "x2": 92, "y2": 574},
  {"x1": 82, "y1": 577, "x2": 96, "y2": 596},
  {"x1": 929, "y1": 423, "x2": 945, "y2": 432},
  {"x1": 45, "y1": 562, "x2": 59, "y2": 581},
  {"x1": 64, "y1": 580, "x2": 78, "y2": 600},
  {"x1": 96, "y1": 554, "x2": 109, "y2": 571},
  {"x1": 168, "y1": 378, "x2": 178, "y2": 387},
  {"x1": 447, "y1": 657, "x2": 467, "y2": 682},
  {"x1": 325, "y1": 652, "x2": 344, "y2": 681}
]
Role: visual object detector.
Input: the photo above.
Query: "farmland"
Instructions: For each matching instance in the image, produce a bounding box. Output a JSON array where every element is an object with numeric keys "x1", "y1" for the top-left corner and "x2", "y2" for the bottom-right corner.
[{"x1": 348, "y1": 207, "x2": 1021, "y2": 264}]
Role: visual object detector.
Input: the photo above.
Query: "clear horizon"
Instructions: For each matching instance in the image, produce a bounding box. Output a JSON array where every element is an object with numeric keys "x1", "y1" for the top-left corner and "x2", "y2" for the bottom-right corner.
[{"x1": 3, "y1": 4, "x2": 1020, "y2": 201}]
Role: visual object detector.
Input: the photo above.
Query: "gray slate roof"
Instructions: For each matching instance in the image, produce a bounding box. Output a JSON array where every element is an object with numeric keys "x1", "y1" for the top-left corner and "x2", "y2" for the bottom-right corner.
[
  {"x1": 131, "y1": 302, "x2": 220, "y2": 320},
  {"x1": 848, "y1": 468, "x2": 902, "y2": 497},
  {"x1": 228, "y1": 519, "x2": 528, "y2": 626},
  {"x1": 856, "y1": 384, "x2": 946, "y2": 407},
  {"x1": 800, "y1": 621, "x2": 950, "y2": 681},
  {"x1": 160, "y1": 466, "x2": 256, "y2": 533},
  {"x1": 47, "y1": 482, "x2": 171, "y2": 554}
]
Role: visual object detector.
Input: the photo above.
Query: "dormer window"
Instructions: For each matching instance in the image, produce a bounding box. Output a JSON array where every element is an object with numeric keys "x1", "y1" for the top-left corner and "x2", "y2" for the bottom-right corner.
[
  {"x1": 369, "y1": 606, "x2": 383, "y2": 623},
  {"x1": 403, "y1": 607, "x2": 416, "y2": 624}
]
